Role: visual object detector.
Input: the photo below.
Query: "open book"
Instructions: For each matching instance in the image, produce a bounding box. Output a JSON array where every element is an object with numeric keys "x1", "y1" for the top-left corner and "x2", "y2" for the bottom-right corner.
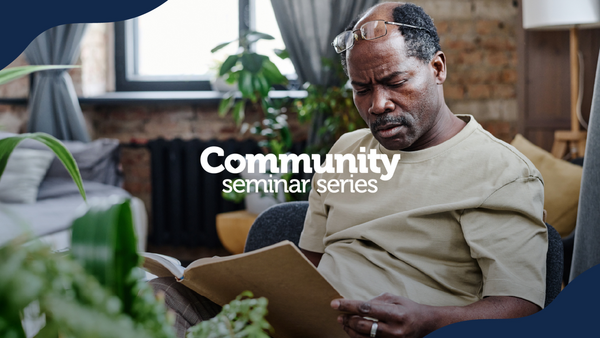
[{"x1": 143, "y1": 241, "x2": 346, "y2": 338}]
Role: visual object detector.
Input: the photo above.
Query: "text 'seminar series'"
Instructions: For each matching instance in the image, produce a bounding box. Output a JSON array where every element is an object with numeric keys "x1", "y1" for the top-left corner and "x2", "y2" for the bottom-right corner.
[{"x1": 200, "y1": 146, "x2": 401, "y2": 194}]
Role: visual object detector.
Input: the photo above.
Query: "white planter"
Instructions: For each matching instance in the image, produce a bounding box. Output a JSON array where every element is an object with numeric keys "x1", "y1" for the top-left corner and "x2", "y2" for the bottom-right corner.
[
  {"x1": 240, "y1": 160, "x2": 286, "y2": 215},
  {"x1": 211, "y1": 76, "x2": 238, "y2": 92}
]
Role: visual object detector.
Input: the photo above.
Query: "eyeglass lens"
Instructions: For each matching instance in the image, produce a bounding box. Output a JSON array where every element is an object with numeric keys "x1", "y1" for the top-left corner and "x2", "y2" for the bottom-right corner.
[
  {"x1": 334, "y1": 21, "x2": 390, "y2": 53},
  {"x1": 333, "y1": 31, "x2": 354, "y2": 53},
  {"x1": 361, "y1": 21, "x2": 387, "y2": 40}
]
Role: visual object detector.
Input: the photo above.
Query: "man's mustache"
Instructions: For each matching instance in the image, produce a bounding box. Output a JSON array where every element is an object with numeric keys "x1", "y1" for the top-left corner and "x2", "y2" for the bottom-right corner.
[{"x1": 370, "y1": 115, "x2": 410, "y2": 130}]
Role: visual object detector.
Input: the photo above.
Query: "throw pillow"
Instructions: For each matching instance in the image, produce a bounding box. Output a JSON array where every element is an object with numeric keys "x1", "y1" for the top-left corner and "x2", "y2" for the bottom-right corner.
[
  {"x1": 511, "y1": 134, "x2": 583, "y2": 237},
  {"x1": 0, "y1": 148, "x2": 55, "y2": 203}
]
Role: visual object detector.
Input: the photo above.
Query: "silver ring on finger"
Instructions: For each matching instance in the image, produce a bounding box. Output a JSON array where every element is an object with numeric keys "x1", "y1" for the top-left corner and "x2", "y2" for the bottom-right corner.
[{"x1": 370, "y1": 321, "x2": 378, "y2": 338}]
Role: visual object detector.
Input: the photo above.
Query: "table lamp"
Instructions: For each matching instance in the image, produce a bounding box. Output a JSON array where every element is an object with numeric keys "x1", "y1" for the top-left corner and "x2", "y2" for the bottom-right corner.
[{"x1": 523, "y1": 0, "x2": 600, "y2": 159}]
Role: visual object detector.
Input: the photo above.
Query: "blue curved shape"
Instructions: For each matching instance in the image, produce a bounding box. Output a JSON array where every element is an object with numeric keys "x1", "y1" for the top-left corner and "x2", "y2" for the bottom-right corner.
[
  {"x1": 428, "y1": 264, "x2": 600, "y2": 337},
  {"x1": 0, "y1": 0, "x2": 167, "y2": 70}
]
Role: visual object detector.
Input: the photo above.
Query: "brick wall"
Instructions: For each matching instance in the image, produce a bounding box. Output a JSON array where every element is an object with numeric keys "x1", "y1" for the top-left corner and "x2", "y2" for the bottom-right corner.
[{"x1": 402, "y1": 0, "x2": 520, "y2": 142}]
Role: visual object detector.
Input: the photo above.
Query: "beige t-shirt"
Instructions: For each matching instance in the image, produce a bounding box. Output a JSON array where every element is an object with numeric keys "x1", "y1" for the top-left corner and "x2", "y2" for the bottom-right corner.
[{"x1": 299, "y1": 115, "x2": 548, "y2": 309}]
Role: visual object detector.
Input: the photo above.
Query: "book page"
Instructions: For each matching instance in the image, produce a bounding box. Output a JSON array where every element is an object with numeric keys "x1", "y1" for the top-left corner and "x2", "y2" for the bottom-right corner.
[{"x1": 143, "y1": 253, "x2": 185, "y2": 278}]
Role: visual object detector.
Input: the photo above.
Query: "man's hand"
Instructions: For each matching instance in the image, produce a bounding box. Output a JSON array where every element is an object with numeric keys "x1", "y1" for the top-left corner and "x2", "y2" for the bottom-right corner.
[
  {"x1": 331, "y1": 293, "x2": 434, "y2": 338},
  {"x1": 331, "y1": 293, "x2": 540, "y2": 338}
]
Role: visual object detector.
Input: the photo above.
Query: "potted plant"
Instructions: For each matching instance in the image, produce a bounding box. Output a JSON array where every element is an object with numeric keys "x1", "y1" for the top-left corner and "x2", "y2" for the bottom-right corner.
[
  {"x1": 212, "y1": 31, "x2": 295, "y2": 213},
  {"x1": 294, "y1": 58, "x2": 367, "y2": 156}
]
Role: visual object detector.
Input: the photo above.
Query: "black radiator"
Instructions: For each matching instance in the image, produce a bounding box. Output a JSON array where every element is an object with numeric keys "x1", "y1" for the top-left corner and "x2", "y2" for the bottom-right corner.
[{"x1": 148, "y1": 138, "x2": 262, "y2": 247}]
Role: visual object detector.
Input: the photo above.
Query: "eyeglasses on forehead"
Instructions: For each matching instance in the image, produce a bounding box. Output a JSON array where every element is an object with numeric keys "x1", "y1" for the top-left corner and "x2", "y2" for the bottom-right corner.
[{"x1": 332, "y1": 20, "x2": 431, "y2": 54}]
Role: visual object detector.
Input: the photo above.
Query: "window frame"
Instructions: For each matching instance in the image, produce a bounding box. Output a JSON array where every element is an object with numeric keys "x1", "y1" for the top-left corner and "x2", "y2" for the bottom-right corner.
[{"x1": 115, "y1": 0, "x2": 252, "y2": 92}]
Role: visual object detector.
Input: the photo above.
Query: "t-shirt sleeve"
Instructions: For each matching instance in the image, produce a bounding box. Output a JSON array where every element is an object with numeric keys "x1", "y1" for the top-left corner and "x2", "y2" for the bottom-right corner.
[
  {"x1": 298, "y1": 173, "x2": 328, "y2": 253},
  {"x1": 460, "y1": 176, "x2": 548, "y2": 309}
]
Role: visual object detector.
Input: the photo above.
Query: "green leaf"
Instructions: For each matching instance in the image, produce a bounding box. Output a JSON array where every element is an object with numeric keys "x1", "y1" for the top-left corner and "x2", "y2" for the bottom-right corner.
[
  {"x1": 210, "y1": 39, "x2": 236, "y2": 53},
  {"x1": 0, "y1": 133, "x2": 86, "y2": 201},
  {"x1": 232, "y1": 101, "x2": 245, "y2": 126},
  {"x1": 269, "y1": 140, "x2": 284, "y2": 157},
  {"x1": 280, "y1": 126, "x2": 293, "y2": 151},
  {"x1": 245, "y1": 31, "x2": 275, "y2": 42},
  {"x1": 187, "y1": 291, "x2": 272, "y2": 338},
  {"x1": 241, "y1": 53, "x2": 265, "y2": 74},
  {"x1": 253, "y1": 73, "x2": 270, "y2": 98},
  {"x1": 221, "y1": 184, "x2": 247, "y2": 203},
  {"x1": 219, "y1": 55, "x2": 239, "y2": 76},
  {"x1": 218, "y1": 94, "x2": 235, "y2": 117},
  {"x1": 226, "y1": 71, "x2": 240, "y2": 84},
  {"x1": 262, "y1": 60, "x2": 287, "y2": 86},
  {"x1": 70, "y1": 198, "x2": 139, "y2": 315},
  {"x1": 238, "y1": 71, "x2": 255, "y2": 101},
  {"x1": 0, "y1": 65, "x2": 78, "y2": 86},
  {"x1": 274, "y1": 49, "x2": 290, "y2": 60}
]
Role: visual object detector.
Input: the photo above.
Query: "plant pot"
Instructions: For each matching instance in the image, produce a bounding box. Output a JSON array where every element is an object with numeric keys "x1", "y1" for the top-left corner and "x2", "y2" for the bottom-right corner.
[
  {"x1": 211, "y1": 75, "x2": 237, "y2": 92},
  {"x1": 240, "y1": 160, "x2": 286, "y2": 215}
]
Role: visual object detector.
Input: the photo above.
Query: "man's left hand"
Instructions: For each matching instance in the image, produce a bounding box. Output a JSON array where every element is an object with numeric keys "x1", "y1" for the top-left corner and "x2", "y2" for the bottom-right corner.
[
  {"x1": 331, "y1": 293, "x2": 541, "y2": 338},
  {"x1": 331, "y1": 293, "x2": 435, "y2": 338}
]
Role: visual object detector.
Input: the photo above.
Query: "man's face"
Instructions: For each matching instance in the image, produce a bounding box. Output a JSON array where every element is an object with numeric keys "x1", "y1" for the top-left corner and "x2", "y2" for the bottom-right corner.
[{"x1": 346, "y1": 29, "x2": 443, "y2": 151}]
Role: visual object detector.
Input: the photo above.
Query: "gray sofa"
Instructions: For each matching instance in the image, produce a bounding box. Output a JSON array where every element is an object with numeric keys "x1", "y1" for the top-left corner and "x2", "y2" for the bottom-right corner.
[{"x1": 0, "y1": 132, "x2": 147, "y2": 252}]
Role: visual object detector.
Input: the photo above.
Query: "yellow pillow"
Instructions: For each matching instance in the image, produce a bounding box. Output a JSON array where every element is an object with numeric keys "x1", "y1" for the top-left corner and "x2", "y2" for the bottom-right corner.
[{"x1": 511, "y1": 134, "x2": 583, "y2": 237}]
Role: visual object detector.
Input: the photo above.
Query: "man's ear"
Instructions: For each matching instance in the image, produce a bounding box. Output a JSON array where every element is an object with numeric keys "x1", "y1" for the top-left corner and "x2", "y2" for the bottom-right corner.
[{"x1": 430, "y1": 51, "x2": 446, "y2": 84}]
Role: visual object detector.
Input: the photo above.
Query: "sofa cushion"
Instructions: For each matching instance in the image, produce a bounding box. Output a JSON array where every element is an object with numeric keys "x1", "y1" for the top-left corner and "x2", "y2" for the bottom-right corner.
[
  {"x1": 0, "y1": 132, "x2": 122, "y2": 186},
  {"x1": 44, "y1": 138, "x2": 122, "y2": 186},
  {"x1": 0, "y1": 148, "x2": 54, "y2": 203},
  {"x1": 0, "y1": 178, "x2": 131, "y2": 245},
  {"x1": 511, "y1": 134, "x2": 583, "y2": 237}
]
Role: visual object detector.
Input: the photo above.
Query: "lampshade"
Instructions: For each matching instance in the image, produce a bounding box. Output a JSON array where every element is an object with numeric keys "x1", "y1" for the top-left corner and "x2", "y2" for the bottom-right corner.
[{"x1": 523, "y1": 0, "x2": 600, "y2": 30}]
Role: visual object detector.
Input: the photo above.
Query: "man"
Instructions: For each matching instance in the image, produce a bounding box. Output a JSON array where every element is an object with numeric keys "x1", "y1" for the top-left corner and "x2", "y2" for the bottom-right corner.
[
  {"x1": 152, "y1": 2, "x2": 547, "y2": 338},
  {"x1": 298, "y1": 2, "x2": 547, "y2": 338}
]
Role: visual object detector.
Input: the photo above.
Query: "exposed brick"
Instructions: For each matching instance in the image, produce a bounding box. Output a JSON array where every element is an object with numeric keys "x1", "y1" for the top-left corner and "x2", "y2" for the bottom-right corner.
[
  {"x1": 123, "y1": 181, "x2": 151, "y2": 195},
  {"x1": 105, "y1": 106, "x2": 150, "y2": 121},
  {"x1": 508, "y1": 52, "x2": 518, "y2": 67},
  {"x1": 457, "y1": 50, "x2": 484, "y2": 65},
  {"x1": 492, "y1": 84, "x2": 516, "y2": 99},
  {"x1": 0, "y1": 105, "x2": 28, "y2": 133},
  {"x1": 500, "y1": 69, "x2": 518, "y2": 83},
  {"x1": 480, "y1": 36, "x2": 516, "y2": 51},
  {"x1": 486, "y1": 52, "x2": 510, "y2": 66},
  {"x1": 466, "y1": 84, "x2": 492, "y2": 99},
  {"x1": 473, "y1": 0, "x2": 518, "y2": 21},
  {"x1": 435, "y1": 20, "x2": 450, "y2": 34},
  {"x1": 121, "y1": 148, "x2": 150, "y2": 165},
  {"x1": 447, "y1": 21, "x2": 473, "y2": 36},
  {"x1": 476, "y1": 20, "x2": 507, "y2": 35},
  {"x1": 442, "y1": 38, "x2": 477, "y2": 52},
  {"x1": 98, "y1": 120, "x2": 145, "y2": 135},
  {"x1": 408, "y1": 0, "x2": 474, "y2": 20},
  {"x1": 124, "y1": 163, "x2": 151, "y2": 180},
  {"x1": 444, "y1": 84, "x2": 465, "y2": 100}
]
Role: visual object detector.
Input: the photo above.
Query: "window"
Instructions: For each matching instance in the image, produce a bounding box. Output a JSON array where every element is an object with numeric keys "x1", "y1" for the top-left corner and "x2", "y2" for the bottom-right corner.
[{"x1": 115, "y1": 0, "x2": 296, "y2": 91}]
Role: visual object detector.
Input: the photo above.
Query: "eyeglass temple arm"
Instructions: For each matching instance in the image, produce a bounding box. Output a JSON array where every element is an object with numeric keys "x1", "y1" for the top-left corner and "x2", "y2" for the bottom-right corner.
[{"x1": 385, "y1": 21, "x2": 430, "y2": 33}]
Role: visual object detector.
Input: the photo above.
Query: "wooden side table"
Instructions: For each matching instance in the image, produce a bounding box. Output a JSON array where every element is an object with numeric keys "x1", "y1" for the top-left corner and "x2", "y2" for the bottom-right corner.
[{"x1": 216, "y1": 210, "x2": 258, "y2": 254}]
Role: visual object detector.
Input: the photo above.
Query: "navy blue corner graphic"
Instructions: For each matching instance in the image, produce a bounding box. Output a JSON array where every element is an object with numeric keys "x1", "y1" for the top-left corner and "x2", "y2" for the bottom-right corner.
[
  {"x1": 0, "y1": 0, "x2": 167, "y2": 70},
  {"x1": 428, "y1": 263, "x2": 600, "y2": 338}
]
